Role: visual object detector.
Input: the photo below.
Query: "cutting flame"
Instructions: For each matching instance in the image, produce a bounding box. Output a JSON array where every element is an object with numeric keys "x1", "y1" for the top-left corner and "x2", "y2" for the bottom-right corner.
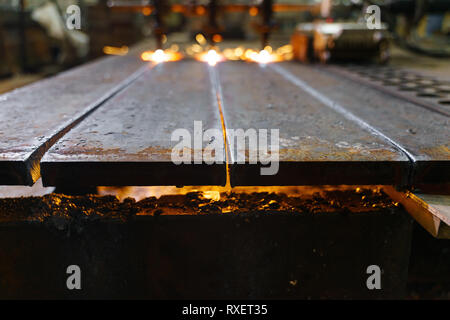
[
  {"x1": 140, "y1": 49, "x2": 183, "y2": 63},
  {"x1": 140, "y1": 45, "x2": 291, "y2": 65},
  {"x1": 196, "y1": 49, "x2": 224, "y2": 66},
  {"x1": 172, "y1": 44, "x2": 292, "y2": 63},
  {"x1": 246, "y1": 48, "x2": 282, "y2": 64}
]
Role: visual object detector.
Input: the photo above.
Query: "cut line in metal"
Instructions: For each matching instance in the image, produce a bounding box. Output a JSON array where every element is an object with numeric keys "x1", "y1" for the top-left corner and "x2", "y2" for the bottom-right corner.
[
  {"x1": 217, "y1": 61, "x2": 409, "y2": 186},
  {"x1": 41, "y1": 60, "x2": 227, "y2": 187},
  {"x1": 207, "y1": 65, "x2": 233, "y2": 188}
]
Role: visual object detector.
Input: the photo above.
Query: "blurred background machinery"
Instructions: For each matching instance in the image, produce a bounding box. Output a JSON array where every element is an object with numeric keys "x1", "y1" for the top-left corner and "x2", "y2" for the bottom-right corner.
[{"x1": 0, "y1": 1, "x2": 448, "y2": 84}]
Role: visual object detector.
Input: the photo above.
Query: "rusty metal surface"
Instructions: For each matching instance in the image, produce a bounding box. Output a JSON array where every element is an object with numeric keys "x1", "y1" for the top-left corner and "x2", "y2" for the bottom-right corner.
[
  {"x1": 273, "y1": 62, "x2": 450, "y2": 186},
  {"x1": 215, "y1": 61, "x2": 409, "y2": 186},
  {"x1": 41, "y1": 60, "x2": 226, "y2": 187},
  {"x1": 0, "y1": 52, "x2": 147, "y2": 185},
  {"x1": 4, "y1": 53, "x2": 447, "y2": 187}
]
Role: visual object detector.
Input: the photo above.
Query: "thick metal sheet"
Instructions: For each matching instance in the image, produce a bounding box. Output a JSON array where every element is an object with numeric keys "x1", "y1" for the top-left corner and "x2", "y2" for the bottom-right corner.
[
  {"x1": 273, "y1": 62, "x2": 449, "y2": 185},
  {"x1": 41, "y1": 60, "x2": 226, "y2": 187},
  {"x1": 215, "y1": 61, "x2": 409, "y2": 186},
  {"x1": 0, "y1": 52, "x2": 147, "y2": 185}
]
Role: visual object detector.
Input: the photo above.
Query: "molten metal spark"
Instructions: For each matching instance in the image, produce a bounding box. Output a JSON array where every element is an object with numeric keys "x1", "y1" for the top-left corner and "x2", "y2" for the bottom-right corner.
[
  {"x1": 196, "y1": 49, "x2": 224, "y2": 66},
  {"x1": 246, "y1": 48, "x2": 282, "y2": 64},
  {"x1": 103, "y1": 45, "x2": 129, "y2": 56},
  {"x1": 140, "y1": 49, "x2": 183, "y2": 63}
]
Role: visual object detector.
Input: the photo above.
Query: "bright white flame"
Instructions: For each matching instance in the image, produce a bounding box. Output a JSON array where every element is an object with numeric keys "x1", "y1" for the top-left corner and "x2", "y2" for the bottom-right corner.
[
  {"x1": 199, "y1": 49, "x2": 223, "y2": 66},
  {"x1": 257, "y1": 50, "x2": 271, "y2": 64},
  {"x1": 247, "y1": 49, "x2": 281, "y2": 64},
  {"x1": 140, "y1": 49, "x2": 182, "y2": 63},
  {"x1": 152, "y1": 49, "x2": 168, "y2": 63}
]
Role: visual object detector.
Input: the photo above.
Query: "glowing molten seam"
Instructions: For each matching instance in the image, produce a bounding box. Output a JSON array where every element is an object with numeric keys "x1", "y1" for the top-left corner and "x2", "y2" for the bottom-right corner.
[
  {"x1": 197, "y1": 49, "x2": 224, "y2": 66},
  {"x1": 140, "y1": 49, "x2": 183, "y2": 63},
  {"x1": 98, "y1": 185, "x2": 382, "y2": 202}
]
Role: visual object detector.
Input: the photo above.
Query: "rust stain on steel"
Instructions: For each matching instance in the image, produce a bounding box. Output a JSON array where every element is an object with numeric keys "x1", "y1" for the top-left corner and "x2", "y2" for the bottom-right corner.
[
  {"x1": 216, "y1": 61, "x2": 409, "y2": 186},
  {"x1": 0, "y1": 51, "x2": 148, "y2": 185},
  {"x1": 47, "y1": 145, "x2": 179, "y2": 161},
  {"x1": 278, "y1": 145, "x2": 403, "y2": 162},
  {"x1": 277, "y1": 135, "x2": 404, "y2": 161},
  {"x1": 419, "y1": 145, "x2": 450, "y2": 159},
  {"x1": 41, "y1": 60, "x2": 226, "y2": 187},
  {"x1": 278, "y1": 62, "x2": 449, "y2": 185}
]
